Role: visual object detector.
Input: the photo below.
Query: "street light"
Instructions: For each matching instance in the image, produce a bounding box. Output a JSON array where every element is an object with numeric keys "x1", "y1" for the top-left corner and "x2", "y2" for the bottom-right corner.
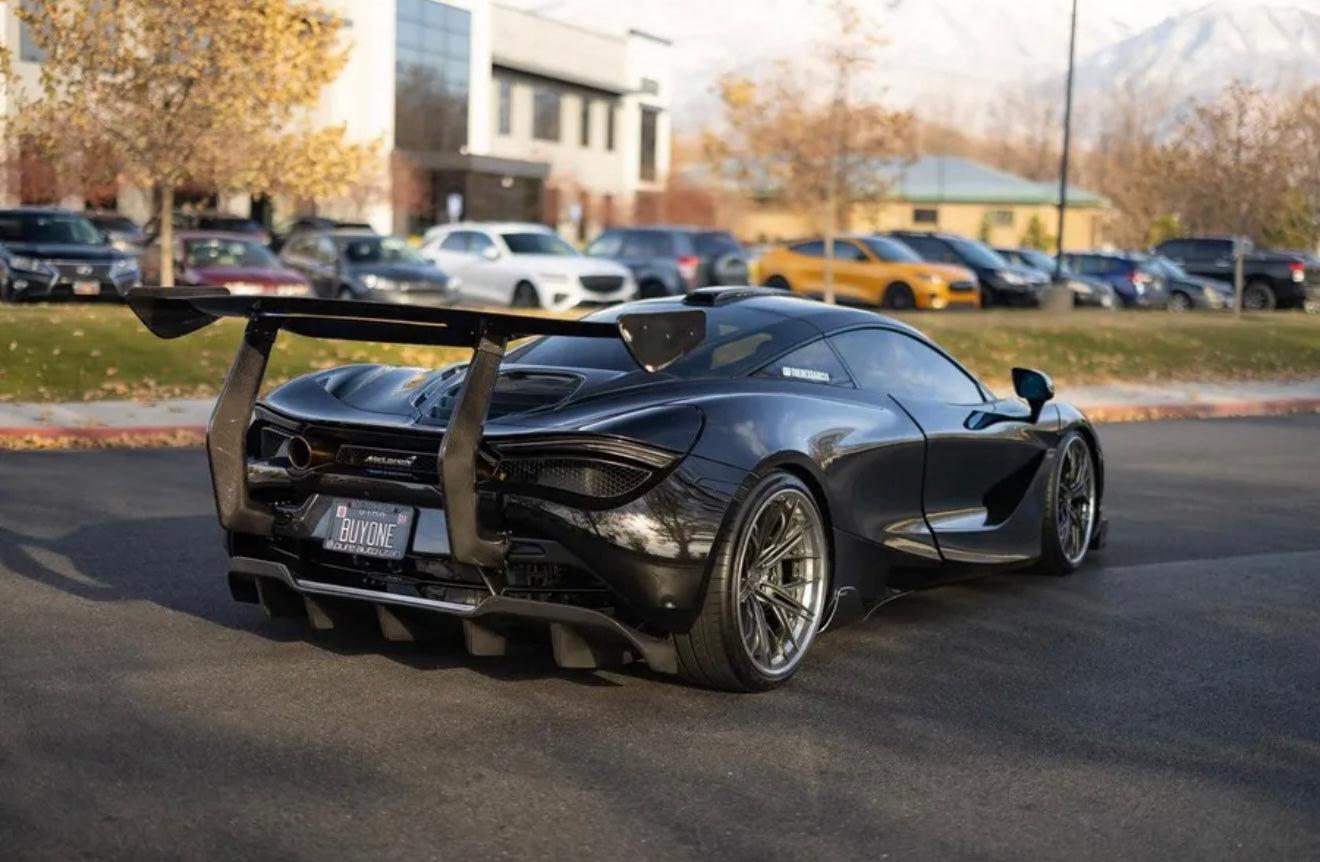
[{"x1": 1053, "y1": 0, "x2": 1078, "y2": 280}]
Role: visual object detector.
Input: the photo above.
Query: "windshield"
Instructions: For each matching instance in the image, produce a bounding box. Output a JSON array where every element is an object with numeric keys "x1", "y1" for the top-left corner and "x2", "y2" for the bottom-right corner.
[
  {"x1": 0, "y1": 213, "x2": 105, "y2": 245},
  {"x1": 951, "y1": 238, "x2": 1009, "y2": 269},
  {"x1": 1018, "y1": 249, "x2": 1057, "y2": 271},
  {"x1": 1147, "y1": 255, "x2": 1186, "y2": 277},
  {"x1": 693, "y1": 231, "x2": 742, "y2": 257},
  {"x1": 502, "y1": 232, "x2": 578, "y2": 256},
  {"x1": 339, "y1": 236, "x2": 425, "y2": 265},
  {"x1": 183, "y1": 238, "x2": 280, "y2": 269},
  {"x1": 511, "y1": 305, "x2": 818, "y2": 378},
  {"x1": 862, "y1": 236, "x2": 922, "y2": 263}
]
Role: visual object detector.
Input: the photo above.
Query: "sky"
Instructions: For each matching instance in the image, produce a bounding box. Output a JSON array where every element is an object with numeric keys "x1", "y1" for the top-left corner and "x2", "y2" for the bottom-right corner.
[{"x1": 502, "y1": 0, "x2": 1320, "y2": 128}]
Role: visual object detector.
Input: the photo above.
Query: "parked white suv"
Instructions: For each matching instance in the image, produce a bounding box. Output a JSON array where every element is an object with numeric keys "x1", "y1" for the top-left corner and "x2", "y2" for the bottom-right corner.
[{"x1": 420, "y1": 222, "x2": 636, "y2": 310}]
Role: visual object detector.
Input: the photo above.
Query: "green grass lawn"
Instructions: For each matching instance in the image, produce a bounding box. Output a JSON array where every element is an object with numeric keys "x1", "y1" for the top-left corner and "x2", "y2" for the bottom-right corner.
[{"x1": 1, "y1": 302, "x2": 1318, "y2": 403}]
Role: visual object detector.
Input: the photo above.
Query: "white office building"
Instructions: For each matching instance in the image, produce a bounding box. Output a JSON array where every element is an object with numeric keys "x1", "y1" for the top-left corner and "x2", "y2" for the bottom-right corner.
[{"x1": 0, "y1": 0, "x2": 673, "y2": 239}]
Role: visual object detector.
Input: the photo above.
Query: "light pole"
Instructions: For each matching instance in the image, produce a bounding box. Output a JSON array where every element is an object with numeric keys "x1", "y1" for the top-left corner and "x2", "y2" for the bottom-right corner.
[{"x1": 1053, "y1": 0, "x2": 1078, "y2": 279}]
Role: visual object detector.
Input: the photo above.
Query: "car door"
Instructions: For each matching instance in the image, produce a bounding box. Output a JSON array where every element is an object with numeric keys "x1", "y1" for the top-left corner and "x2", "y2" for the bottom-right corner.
[
  {"x1": 464, "y1": 230, "x2": 516, "y2": 305},
  {"x1": 827, "y1": 240, "x2": 882, "y2": 304},
  {"x1": 830, "y1": 327, "x2": 1054, "y2": 571},
  {"x1": 783, "y1": 240, "x2": 826, "y2": 294},
  {"x1": 1184, "y1": 239, "x2": 1235, "y2": 281},
  {"x1": 280, "y1": 236, "x2": 323, "y2": 293}
]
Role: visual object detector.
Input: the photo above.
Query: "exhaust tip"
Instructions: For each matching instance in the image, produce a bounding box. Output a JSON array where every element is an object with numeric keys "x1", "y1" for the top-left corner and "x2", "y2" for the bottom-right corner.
[{"x1": 287, "y1": 435, "x2": 313, "y2": 470}]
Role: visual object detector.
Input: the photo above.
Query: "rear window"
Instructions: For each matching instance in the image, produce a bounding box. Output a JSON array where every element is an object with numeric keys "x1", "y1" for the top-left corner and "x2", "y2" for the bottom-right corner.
[
  {"x1": 693, "y1": 231, "x2": 742, "y2": 257},
  {"x1": 0, "y1": 212, "x2": 105, "y2": 245},
  {"x1": 510, "y1": 306, "x2": 818, "y2": 379}
]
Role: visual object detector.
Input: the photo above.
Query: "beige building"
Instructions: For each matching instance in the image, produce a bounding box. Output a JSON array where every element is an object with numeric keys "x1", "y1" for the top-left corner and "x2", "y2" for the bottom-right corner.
[{"x1": 735, "y1": 156, "x2": 1108, "y2": 252}]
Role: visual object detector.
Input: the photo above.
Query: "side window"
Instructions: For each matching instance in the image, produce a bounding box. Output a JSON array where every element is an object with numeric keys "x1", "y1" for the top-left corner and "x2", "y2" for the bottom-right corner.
[
  {"x1": 830, "y1": 329, "x2": 984, "y2": 404},
  {"x1": 586, "y1": 231, "x2": 623, "y2": 257},
  {"x1": 621, "y1": 231, "x2": 672, "y2": 258},
  {"x1": 754, "y1": 339, "x2": 852, "y2": 388},
  {"x1": 314, "y1": 237, "x2": 337, "y2": 264},
  {"x1": 468, "y1": 232, "x2": 495, "y2": 254},
  {"x1": 439, "y1": 232, "x2": 470, "y2": 252},
  {"x1": 789, "y1": 240, "x2": 825, "y2": 257},
  {"x1": 1158, "y1": 240, "x2": 1186, "y2": 261},
  {"x1": 897, "y1": 236, "x2": 952, "y2": 263},
  {"x1": 833, "y1": 241, "x2": 869, "y2": 262}
]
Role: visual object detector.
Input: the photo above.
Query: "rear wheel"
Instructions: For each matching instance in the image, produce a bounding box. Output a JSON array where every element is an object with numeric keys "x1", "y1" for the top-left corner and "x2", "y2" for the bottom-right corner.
[
  {"x1": 763, "y1": 275, "x2": 791, "y2": 291},
  {"x1": 1037, "y1": 432, "x2": 1097, "y2": 575},
  {"x1": 1167, "y1": 291, "x2": 1193, "y2": 312},
  {"x1": 1243, "y1": 281, "x2": 1276, "y2": 311},
  {"x1": 638, "y1": 279, "x2": 669, "y2": 299},
  {"x1": 512, "y1": 281, "x2": 539, "y2": 308},
  {"x1": 674, "y1": 472, "x2": 830, "y2": 692},
  {"x1": 882, "y1": 282, "x2": 916, "y2": 310},
  {"x1": 337, "y1": 286, "x2": 355, "y2": 301}
]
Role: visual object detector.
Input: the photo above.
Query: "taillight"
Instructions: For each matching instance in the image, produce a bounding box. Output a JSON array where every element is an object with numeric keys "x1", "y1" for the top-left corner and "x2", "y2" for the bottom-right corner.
[
  {"x1": 1289, "y1": 261, "x2": 1305, "y2": 282},
  {"x1": 677, "y1": 255, "x2": 699, "y2": 287}
]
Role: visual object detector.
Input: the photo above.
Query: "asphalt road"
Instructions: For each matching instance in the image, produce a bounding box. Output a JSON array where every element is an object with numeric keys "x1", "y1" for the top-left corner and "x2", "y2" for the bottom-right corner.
[{"x1": 2, "y1": 415, "x2": 1319, "y2": 861}]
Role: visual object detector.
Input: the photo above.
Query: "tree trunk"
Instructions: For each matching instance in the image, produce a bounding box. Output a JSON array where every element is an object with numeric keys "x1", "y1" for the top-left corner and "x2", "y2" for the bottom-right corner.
[{"x1": 159, "y1": 184, "x2": 175, "y2": 287}]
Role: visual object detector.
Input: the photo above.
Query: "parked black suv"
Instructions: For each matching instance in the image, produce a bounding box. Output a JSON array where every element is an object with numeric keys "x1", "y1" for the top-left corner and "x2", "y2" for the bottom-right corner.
[
  {"x1": 585, "y1": 227, "x2": 751, "y2": 297},
  {"x1": 887, "y1": 230, "x2": 1049, "y2": 306},
  {"x1": 0, "y1": 208, "x2": 141, "y2": 302},
  {"x1": 1154, "y1": 236, "x2": 1320, "y2": 311}
]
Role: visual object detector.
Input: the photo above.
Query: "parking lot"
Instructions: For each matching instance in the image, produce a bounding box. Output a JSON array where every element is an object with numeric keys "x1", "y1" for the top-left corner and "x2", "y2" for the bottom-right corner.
[{"x1": 2, "y1": 414, "x2": 1318, "y2": 860}]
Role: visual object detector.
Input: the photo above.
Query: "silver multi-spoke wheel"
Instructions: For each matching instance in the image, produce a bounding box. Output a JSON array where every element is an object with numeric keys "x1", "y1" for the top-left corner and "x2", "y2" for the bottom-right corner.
[
  {"x1": 732, "y1": 488, "x2": 827, "y2": 679},
  {"x1": 1056, "y1": 436, "x2": 1096, "y2": 566}
]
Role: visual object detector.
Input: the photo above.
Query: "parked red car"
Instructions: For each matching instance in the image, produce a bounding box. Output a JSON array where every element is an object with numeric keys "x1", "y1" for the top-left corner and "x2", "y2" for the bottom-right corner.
[{"x1": 142, "y1": 232, "x2": 311, "y2": 295}]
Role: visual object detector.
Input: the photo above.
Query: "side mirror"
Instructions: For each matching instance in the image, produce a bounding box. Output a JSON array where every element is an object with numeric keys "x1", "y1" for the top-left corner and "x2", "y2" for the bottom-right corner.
[
  {"x1": 481, "y1": 245, "x2": 500, "y2": 262},
  {"x1": 1012, "y1": 367, "x2": 1054, "y2": 422}
]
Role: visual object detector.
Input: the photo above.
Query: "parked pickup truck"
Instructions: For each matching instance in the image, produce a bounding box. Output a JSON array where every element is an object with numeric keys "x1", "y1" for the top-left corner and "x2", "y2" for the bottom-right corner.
[{"x1": 1154, "y1": 236, "x2": 1320, "y2": 311}]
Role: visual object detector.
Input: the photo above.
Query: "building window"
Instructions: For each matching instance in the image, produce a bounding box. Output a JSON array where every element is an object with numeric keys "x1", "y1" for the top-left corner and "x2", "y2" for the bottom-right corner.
[
  {"x1": 912, "y1": 207, "x2": 939, "y2": 224},
  {"x1": 533, "y1": 87, "x2": 560, "y2": 142},
  {"x1": 497, "y1": 78, "x2": 512, "y2": 135},
  {"x1": 394, "y1": 0, "x2": 471, "y2": 154},
  {"x1": 639, "y1": 107, "x2": 659, "y2": 182},
  {"x1": 580, "y1": 99, "x2": 591, "y2": 147},
  {"x1": 19, "y1": 0, "x2": 46, "y2": 63},
  {"x1": 605, "y1": 105, "x2": 616, "y2": 151},
  {"x1": 640, "y1": 77, "x2": 660, "y2": 96},
  {"x1": 987, "y1": 209, "x2": 1015, "y2": 227}
]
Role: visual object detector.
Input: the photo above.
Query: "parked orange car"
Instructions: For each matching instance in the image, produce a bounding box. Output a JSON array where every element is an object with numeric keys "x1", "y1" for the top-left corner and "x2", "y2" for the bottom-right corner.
[{"x1": 758, "y1": 235, "x2": 980, "y2": 310}]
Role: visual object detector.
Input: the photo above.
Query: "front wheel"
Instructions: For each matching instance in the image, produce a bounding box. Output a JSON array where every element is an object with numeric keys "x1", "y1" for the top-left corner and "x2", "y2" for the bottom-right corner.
[
  {"x1": 1167, "y1": 291, "x2": 1192, "y2": 312},
  {"x1": 882, "y1": 282, "x2": 916, "y2": 310},
  {"x1": 674, "y1": 472, "x2": 831, "y2": 692},
  {"x1": 511, "y1": 281, "x2": 539, "y2": 308},
  {"x1": 1037, "y1": 431, "x2": 1098, "y2": 575}
]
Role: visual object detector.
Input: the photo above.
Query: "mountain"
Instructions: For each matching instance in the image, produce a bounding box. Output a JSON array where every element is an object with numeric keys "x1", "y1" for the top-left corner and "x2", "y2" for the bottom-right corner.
[{"x1": 1068, "y1": 2, "x2": 1320, "y2": 103}]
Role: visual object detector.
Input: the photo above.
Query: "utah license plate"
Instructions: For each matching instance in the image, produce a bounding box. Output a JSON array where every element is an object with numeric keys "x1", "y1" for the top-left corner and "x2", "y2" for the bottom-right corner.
[
  {"x1": 73, "y1": 281, "x2": 100, "y2": 296},
  {"x1": 323, "y1": 500, "x2": 414, "y2": 560}
]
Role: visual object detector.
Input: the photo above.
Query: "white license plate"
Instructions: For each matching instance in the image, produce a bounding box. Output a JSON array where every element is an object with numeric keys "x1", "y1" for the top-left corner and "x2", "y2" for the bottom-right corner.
[
  {"x1": 323, "y1": 500, "x2": 414, "y2": 560},
  {"x1": 72, "y1": 281, "x2": 100, "y2": 296}
]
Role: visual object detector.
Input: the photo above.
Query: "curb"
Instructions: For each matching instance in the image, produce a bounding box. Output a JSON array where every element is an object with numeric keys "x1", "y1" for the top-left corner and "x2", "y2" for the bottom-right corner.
[
  {"x1": 0, "y1": 399, "x2": 1317, "y2": 448},
  {"x1": 1081, "y1": 398, "x2": 1320, "y2": 423}
]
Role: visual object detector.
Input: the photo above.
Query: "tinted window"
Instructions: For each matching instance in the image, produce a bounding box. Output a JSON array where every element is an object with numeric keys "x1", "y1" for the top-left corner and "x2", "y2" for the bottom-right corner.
[
  {"x1": 862, "y1": 237, "x2": 921, "y2": 262},
  {"x1": 512, "y1": 306, "x2": 817, "y2": 380},
  {"x1": 338, "y1": 236, "x2": 426, "y2": 265},
  {"x1": 1157, "y1": 240, "x2": 1187, "y2": 260},
  {"x1": 693, "y1": 231, "x2": 741, "y2": 257},
  {"x1": 831, "y1": 329, "x2": 983, "y2": 404},
  {"x1": 1187, "y1": 240, "x2": 1232, "y2": 263},
  {"x1": 834, "y1": 241, "x2": 869, "y2": 262},
  {"x1": 438, "y1": 231, "x2": 469, "y2": 252},
  {"x1": 912, "y1": 208, "x2": 939, "y2": 224},
  {"x1": 502, "y1": 232, "x2": 576, "y2": 256},
  {"x1": 949, "y1": 238, "x2": 1008, "y2": 269},
  {"x1": 182, "y1": 238, "x2": 279, "y2": 268},
  {"x1": 789, "y1": 240, "x2": 825, "y2": 258},
  {"x1": 533, "y1": 87, "x2": 560, "y2": 141},
  {"x1": 0, "y1": 212, "x2": 105, "y2": 245},
  {"x1": 754, "y1": 339, "x2": 852, "y2": 387},
  {"x1": 586, "y1": 231, "x2": 624, "y2": 257},
  {"x1": 196, "y1": 216, "x2": 261, "y2": 233},
  {"x1": 621, "y1": 231, "x2": 673, "y2": 258},
  {"x1": 895, "y1": 235, "x2": 955, "y2": 264}
]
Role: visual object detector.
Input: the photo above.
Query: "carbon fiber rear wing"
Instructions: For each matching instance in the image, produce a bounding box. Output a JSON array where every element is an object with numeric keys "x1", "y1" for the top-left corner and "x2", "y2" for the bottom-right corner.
[{"x1": 125, "y1": 288, "x2": 705, "y2": 570}]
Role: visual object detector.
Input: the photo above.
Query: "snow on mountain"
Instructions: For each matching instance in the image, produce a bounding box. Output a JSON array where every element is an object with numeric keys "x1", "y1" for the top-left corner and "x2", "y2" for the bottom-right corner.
[{"x1": 1068, "y1": 2, "x2": 1320, "y2": 102}]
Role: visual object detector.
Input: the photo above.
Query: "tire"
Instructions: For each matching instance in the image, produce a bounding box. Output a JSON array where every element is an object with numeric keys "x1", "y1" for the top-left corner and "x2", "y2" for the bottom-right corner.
[
  {"x1": 0, "y1": 281, "x2": 15, "y2": 304},
  {"x1": 512, "y1": 281, "x2": 539, "y2": 308},
  {"x1": 710, "y1": 252, "x2": 750, "y2": 286},
  {"x1": 1036, "y1": 431, "x2": 1098, "y2": 575},
  {"x1": 337, "y1": 286, "x2": 355, "y2": 301},
  {"x1": 638, "y1": 279, "x2": 668, "y2": 299},
  {"x1": 1167, "y1": 291, "x2": 1193, "y2": 312},
  {"x1": 674, "y1": 471, "x2": 831, "y2": 692},
  {"x1": 882, "y1": 282, "x2": 916, "y2": 310},
  {"x1": 763, "y1": 275, "x2": 791, "y2": 291},
  {"x1": 1242, "y1": 281, "x2": 1277, "y2": 312}
]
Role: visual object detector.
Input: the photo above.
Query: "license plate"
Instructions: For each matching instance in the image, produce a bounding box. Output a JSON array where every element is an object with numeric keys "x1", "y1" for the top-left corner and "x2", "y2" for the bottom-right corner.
[
  {"x1": 323, "y1": 500, "x2": 414, "y2": 560},
  {"x1": 73, "y1": 281, "x2": 100, "y2": 296}
]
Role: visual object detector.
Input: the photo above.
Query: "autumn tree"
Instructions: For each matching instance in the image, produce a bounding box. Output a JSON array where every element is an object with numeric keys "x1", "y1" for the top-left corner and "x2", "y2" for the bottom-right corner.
[
  {"x1": 4, "y1": 0, "x2": 377, "y2": 285},
  {"x1": 704, "y1": 0, "x2": 913, "y2": 302}
]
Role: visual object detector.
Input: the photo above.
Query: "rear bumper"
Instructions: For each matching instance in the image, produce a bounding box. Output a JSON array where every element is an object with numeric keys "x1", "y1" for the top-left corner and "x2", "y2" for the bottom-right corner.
[{"x1": 228, "y1": 555, "x2": 679, "y2": 673}]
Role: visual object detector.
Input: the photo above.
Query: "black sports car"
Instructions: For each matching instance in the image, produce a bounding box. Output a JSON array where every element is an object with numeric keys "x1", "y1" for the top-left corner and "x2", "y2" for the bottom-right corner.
[{"x1": 127, "y1": 286, "x2": 1107, "y2": 692}]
